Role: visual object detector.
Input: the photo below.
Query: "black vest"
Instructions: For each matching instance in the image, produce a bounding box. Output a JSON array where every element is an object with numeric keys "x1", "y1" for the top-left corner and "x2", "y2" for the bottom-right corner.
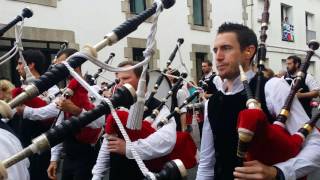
[
  {"x1": 0, "y1": 120, "x2": 17, "y2": 137},
  {"x1": 284, "y1": 73, "x2": 312, "y2": 117},
  {"x1": 200, "y1": 73, "x2": 217, "y2": 94},
  {"x1": 109, "y1": 97, "x2": 161, "y2": 180},
  {"x1": 207, "y1": 75, "x2": 273, "y2": 180}
]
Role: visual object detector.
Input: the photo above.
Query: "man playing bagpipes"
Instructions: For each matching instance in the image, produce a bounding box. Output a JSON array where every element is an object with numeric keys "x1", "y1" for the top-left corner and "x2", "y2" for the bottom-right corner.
[
  {"x1": 8, "y1": 49, "x2": 60, "y2": 180},
  {"x1": 283, "y1": 55, "x2": 320, "y2": 118},
  {"x1": 196, "y1": 22, "x2": 320, "y2": 180},
  {"x1": 40, "y1": 50, "x2": 105, "y2": 180},
  {"x1": 91, "y1": 60, "x2": 178, "y2": 180}
]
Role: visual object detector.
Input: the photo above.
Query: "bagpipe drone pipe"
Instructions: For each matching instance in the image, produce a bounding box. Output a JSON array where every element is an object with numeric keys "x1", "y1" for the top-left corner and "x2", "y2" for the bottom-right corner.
[{"x1": 0, "y1": 8, "x2": 33, "y2": 37}]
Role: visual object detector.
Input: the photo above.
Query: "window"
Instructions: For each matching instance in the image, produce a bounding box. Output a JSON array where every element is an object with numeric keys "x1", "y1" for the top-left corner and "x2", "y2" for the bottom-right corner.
[
  {"x1": 193, "y1": 0, "x2": 204, "y2": 26},
  {"x1": 125, "y1": 37, "x2": 160, "y2": 69},
  {"x1": 305, "y1": 12, "x2": 316, "y2": 43},
  {"x1": 187, "y1": 0, "x2": 212, "y2": 32},
  {"x1": 130, "y1": 0, "x2": 146, "y2": 14},
  {"x1": 132, "y1": 47, "x2": 145, "y2": 62},
  {"x1": 281, "y1": 4, "x2": 294, "y2": 42}
]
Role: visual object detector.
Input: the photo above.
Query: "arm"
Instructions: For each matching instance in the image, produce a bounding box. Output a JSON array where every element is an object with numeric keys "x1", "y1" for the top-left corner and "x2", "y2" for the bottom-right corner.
[
  {"x1": 266, "y1": 77, "x2": 320, "y2": 179},
  {"x1": 196, "y1": 101, "x2": 215, "y2": 180},
  {"x1": 22, "y1": 102, "x2": 60, "y2": 120},
  {"x1": 125, "y1": 106, "x2": 177, "y2": 160},
  {"x1": 297, "y1": 74, "x2": 320, "y2": 99},
  {"x1": 92, "y1": 137, "x2": 110, "y2": 180},
  {"x1": 177, "y1": 89, "x2": 189, "y2": 131}
]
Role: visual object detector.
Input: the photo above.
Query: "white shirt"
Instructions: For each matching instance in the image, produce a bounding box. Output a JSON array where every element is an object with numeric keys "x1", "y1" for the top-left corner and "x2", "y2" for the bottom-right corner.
[
  {"x1": 0, "y1": 129, "x2": 29, "y2": 180},
  {"x1": 176, "y1": 85, "x2": 189, "y2": 114},
  {"x1": 23, "y1": 101, "x2": 61, "y2": 121},
  {"x1": 204, "y1": 71, "x2": 214, "y2": 80},
  {"x1": 283, "y1": 73, "x2": 320, "y2": 91},
  {"x1": 196, "y1": 71, "x2": 320, "y2": 180},
  {"x1": 91, "y1": 106, "x2": 176, "y2": 180}
]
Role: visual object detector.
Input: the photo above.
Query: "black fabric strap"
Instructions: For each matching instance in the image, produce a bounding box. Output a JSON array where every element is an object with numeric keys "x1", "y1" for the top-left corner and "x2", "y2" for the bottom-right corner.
[{"x1": 274, "y1": 166, "x2": 285, "y2": 180}]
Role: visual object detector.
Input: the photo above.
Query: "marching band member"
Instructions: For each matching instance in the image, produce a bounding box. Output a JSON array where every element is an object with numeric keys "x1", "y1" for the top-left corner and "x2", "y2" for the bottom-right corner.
[
  {"x1": 10, "y1": 49, "x2": 58, "y2": 180},
  {"x1": 284, "y1": 55, "x2": 320, "y2": 118},
  {"x1": 14, "y1": 49, "x2": 78, "y2": 122},
  {"x1": 92, "y1": 61, "x2": 176, "y2": 180},
  {"x1": 199, "y1": 60, "x2": 217, "y2": 99},
  {"x1": 196, "y1": 22, "x2": 320, "y2": 180},
  {"x1": 44, "y1": 50, "x2": 104, "y2": 180}
]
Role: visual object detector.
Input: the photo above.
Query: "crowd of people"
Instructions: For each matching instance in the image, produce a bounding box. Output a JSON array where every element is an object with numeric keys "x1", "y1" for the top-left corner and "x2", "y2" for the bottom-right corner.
[{"x1": 0, "y1": 22, "x2": 320, "y2": 180}]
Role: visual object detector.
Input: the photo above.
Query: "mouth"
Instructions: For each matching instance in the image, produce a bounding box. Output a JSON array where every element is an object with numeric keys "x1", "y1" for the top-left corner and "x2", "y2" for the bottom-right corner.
[{"x1": 216, "y1": 64, "x2": 227, "y2": 70}]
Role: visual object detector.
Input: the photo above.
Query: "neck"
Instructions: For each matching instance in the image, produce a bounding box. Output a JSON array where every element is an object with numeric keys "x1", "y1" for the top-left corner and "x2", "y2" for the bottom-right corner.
[
  {"x1": 31, "y1": 70, "x2": 40, "y2": 79},
  {"x1": 225, "y1": 80, "x2": 234, "y2": 92},
  {"x1": 205, "y1": 71, "x2": 212, "y2": 76}
]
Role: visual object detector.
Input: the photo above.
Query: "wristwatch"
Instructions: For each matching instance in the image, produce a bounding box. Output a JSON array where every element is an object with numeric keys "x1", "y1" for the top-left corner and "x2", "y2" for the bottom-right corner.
[{"x1": 274, "y1": 166, "x2": 285, "y2": 180}]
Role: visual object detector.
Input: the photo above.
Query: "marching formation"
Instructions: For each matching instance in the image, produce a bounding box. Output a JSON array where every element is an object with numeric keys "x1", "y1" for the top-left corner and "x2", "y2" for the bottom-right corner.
[{"x1": 1, "y1": 0, "x2": 320, "y2": 180}]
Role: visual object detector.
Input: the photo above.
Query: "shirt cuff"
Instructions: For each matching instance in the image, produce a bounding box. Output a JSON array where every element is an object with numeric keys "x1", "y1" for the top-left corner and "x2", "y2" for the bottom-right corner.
[
  {"x1": 274, "y1": 162, "x2": 296, "y2": 180},
  {"x1": 23, "y1": 106, "x2": 32, "y2": 119},
  {"x1": 125, "y1": 143, "x2": 134, "y2": 159},
  {"x1": 91, "y1": 175, "x2": 104, "y2": 180},
  {"x1": 50, "y1": 154, "x2": 60, "y2": 161}
]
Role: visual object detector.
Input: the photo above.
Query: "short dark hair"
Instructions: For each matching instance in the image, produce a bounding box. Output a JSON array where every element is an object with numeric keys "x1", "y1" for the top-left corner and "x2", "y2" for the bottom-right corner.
[
  {"x1": 22, "y1": 49, "x2": 45, "y2": 74},
  {"x1": 56, "y1": 48, "x2": 78, "y2": 59},
  {"x1": 287, "y1": 55, "x2": 301, "y2": 67},
  {"x1": 218, "y1": 22, "x2": 258, "y2": 61},
  {"x1": 117, "y1": 60, "x2": 149, "y2": 85},
  {"x1": 202, "y1": 60, "x2": 212, "y2": 66}
]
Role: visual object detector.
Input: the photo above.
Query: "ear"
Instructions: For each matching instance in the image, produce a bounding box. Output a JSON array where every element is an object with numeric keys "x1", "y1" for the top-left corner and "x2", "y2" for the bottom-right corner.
[
  {"x1": 28, "y1": 62, "x2": 35, "y2": 70},
  {"x1": 243, "y1": 45, "x2": 256, "y2": 61}
]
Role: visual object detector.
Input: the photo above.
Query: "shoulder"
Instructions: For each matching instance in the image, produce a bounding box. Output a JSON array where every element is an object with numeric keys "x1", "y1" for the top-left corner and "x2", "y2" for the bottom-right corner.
[
  {"x1": 265, "y1": 77, "x2": 291, "y2": 96},
  {"x1": 265, "y1": 77, "x2": 287, "y2": 87},
  {"x1": 213, "y1": 76, "x2": 223, "y2": 87}
]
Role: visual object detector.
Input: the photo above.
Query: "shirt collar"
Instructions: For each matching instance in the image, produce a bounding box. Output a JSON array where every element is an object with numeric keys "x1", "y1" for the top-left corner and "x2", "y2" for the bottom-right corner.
[
  {"x1": 204, "y1": 71, "x2": 213, "y2": 79},
  {"x1": 215, "y1": 70, "x2": 255, "y2": 95}
]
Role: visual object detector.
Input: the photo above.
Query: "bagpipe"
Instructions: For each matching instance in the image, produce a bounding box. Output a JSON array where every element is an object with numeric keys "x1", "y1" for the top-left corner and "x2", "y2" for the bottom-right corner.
[
  {"x1": 105, "y1": 90, "x2": 200, "y2": 172},
  {"x1": 145, "y1": 38, "x2": 184, "y2": 111},
  {"x1": 104, "y1": 40, "x2": 197, "y2": 177},
  {"x1": 236, "y1": 0, "x2": 320, "y2": 172},
  {"x1": 0, "y1": 1, "x2": 188, "y2": 179},
  {"x1": 91, "y1": 52, "x2": 116, "y2": 84},
  {"x1": 146, "y1": 72, "x2": 187, "y2": 122}
]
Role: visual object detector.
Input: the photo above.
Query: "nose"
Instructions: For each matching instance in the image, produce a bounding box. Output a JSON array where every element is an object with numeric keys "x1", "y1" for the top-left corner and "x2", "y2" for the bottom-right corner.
[{"x1": 215, "y1": 49, "x2": 224, "y2": 62}]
